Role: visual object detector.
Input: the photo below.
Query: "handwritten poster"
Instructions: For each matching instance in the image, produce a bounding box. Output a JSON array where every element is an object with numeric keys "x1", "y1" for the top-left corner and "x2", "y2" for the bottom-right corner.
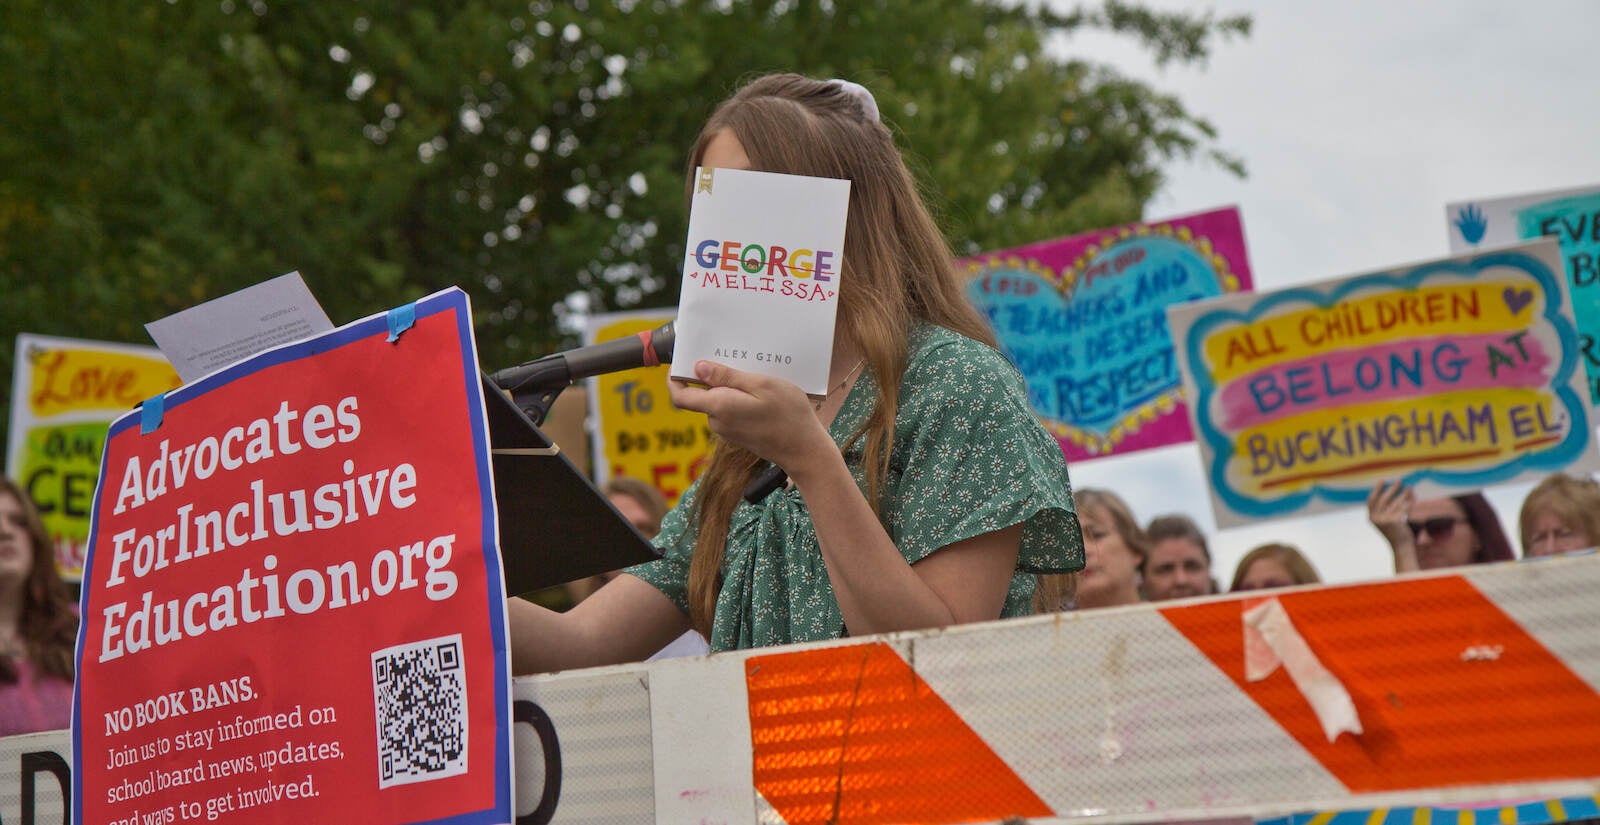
[
  {"x1": 6, "y1": 334, "x2": 181, "y2": 581},
  {"x1": 1447, "y1": 183, "x2": 1600, "y2": 403},
  {"x1": 587, "y1": 310, "x2": 707, "y2": 506},
  {"x1": 74, "y1": 289, "x2": 512, "y2": 825},
  {"x1": 963, "y1": 207, "x2": 1253, "y2": 461},
  {"x1": 1169, "y1": 239, "x2": 1599, "y2": 527}
]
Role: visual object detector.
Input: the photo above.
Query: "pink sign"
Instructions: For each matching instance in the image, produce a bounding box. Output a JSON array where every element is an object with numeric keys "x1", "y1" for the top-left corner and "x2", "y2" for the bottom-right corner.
[
  {"x1": 963, "y1": 207, "x2": 1254, "y2": 462},
  {"x1": 75, "y1": 289, "x2": 511, "y2": 825}
]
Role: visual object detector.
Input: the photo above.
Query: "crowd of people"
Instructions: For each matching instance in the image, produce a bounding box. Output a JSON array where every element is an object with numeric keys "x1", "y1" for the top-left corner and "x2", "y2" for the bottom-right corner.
[
  {"x1": 1028, "y1": 472, "x2": 1600, "y2": 614},
  {"x1": 552, "y1": 464, "x2": 1600, "y2": 656}
]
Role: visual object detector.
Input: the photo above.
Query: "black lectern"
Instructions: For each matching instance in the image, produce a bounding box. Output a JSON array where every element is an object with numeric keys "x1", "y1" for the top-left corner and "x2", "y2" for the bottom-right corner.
[{"x1": 481, "y1": 375, "x2": 658, "y2": 596}]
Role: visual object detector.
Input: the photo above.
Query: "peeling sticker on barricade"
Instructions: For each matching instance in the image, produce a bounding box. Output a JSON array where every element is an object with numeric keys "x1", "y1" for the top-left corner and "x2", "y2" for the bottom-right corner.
[{"x1": 1161, "y1": 574, "x2": 1600, "y2": 792}]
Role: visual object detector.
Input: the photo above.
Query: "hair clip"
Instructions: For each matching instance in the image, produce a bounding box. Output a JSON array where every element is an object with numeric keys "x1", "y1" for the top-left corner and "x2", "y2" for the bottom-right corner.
[{"x1": 828, "y1": 78, "x2": 880, "y2": 123}]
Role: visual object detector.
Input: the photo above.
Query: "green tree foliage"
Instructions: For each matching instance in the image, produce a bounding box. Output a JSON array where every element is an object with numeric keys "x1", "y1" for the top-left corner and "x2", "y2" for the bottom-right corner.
[{"x1": 0, "y1": 0, "x2": 1247, "y2": 450}]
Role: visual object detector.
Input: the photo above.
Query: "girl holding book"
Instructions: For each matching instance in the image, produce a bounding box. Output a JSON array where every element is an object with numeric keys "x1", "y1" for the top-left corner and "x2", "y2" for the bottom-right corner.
[{"x1": 509, "y1": 73, "x2": 1083, "y2": 672}]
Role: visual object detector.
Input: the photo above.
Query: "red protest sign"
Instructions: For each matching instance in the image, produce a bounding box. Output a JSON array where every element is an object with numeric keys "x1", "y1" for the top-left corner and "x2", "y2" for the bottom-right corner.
[{"x1": 74, "y1": 289, "x2": 511, "y2": 825}]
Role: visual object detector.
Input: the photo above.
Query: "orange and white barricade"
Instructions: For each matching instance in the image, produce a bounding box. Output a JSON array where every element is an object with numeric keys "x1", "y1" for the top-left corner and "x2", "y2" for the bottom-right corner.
[
  {"x1": 513, "y1": 553, "x2": 1600, "y2": 824},
  {"x1": 7, "y1": 554, "x2": 1598, "y2": 824}
]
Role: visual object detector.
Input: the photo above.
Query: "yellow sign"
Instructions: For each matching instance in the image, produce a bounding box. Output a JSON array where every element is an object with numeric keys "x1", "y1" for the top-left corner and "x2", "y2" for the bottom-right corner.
[
  {"x1": 7, "y1": 335, "x2": 181, "y2": 580},
  {"x1": 588, "y1": 313, "x2": 709, "y2": 505},
  {"x1": 25, "y1": 344, "x2": 181, "y2": 417}
]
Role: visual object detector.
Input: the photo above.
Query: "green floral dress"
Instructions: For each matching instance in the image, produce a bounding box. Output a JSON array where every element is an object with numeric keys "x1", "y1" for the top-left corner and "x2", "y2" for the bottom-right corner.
[{"x1": 627, "y1": 324, "x2": 1084, "y2": 652}]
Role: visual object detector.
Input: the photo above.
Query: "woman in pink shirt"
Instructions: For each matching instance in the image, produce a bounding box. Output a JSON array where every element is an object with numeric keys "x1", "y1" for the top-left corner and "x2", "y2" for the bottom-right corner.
[{"x1": 0, "y1": 477, "x2": 77, "y2": 735}]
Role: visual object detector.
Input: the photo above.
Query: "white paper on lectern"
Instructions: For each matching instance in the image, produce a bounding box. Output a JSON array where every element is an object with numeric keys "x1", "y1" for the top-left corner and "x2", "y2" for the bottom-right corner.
[{"x1": 145, "y1": 271, "x2": 334, "y2": 383}]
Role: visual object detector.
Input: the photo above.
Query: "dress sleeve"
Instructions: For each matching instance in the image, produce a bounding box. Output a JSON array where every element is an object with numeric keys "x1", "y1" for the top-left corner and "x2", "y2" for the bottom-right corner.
[
  {"x1": 621, "y1": 480, "x2": 699, "y2": 614},
  {"x1": 886, "y1": 335, "x2": 1084, "y2": 574}
]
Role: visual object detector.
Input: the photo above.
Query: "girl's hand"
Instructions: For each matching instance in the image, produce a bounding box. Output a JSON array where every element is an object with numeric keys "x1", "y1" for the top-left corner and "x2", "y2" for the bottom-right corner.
[{"x1": 668, "y1": 360, "x2": 834, "y2": 471}]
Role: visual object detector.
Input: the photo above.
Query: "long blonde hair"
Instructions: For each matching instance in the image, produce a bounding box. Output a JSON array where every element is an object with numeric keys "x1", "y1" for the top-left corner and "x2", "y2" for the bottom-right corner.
[{"x1": 684, "y1": 74, "x2": 995, "y2": 636}]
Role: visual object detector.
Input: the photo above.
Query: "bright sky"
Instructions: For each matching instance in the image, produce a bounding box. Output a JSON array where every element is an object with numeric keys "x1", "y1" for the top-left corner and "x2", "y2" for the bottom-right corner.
[{"x1": 1052, "y1": 0, "x2": 1600, "y2": 586}]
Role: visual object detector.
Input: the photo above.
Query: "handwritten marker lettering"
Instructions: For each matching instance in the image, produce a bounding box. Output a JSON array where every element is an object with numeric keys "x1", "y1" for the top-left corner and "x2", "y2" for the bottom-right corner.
[
  {"x1": 687, "y1": 238, "x2": 838, "y2": 303},
  {"x1": 962, "y1": 217, "x2": 1248, "y2": 460},
  {"x1": 1178, "y1": 246, "x2": 1593, "y2": 522}
]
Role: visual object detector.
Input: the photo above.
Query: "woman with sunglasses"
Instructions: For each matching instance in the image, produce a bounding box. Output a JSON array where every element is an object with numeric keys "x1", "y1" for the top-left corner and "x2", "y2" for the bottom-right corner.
[{"x1": 1367, "y1": 481, "x2": 1516, "y2": 572}]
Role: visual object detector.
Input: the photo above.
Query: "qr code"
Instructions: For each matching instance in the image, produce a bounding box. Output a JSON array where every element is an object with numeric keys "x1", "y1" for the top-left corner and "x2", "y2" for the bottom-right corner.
[{"x1": 372, "y1": 634, "x2": 469, "y2": 788}]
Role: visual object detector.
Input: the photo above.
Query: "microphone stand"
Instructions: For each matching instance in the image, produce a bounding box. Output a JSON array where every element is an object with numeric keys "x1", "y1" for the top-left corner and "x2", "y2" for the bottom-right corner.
[
  {"x1": 491, "y1": 321, "x2": 676, "y2": 428},
  {"x1": 491, "y1": 355, "x2": 570, "y2": 427}
]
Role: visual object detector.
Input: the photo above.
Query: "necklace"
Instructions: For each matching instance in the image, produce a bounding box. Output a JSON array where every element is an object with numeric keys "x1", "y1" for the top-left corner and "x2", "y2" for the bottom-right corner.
[{"x1": 813, "y1": 358, "x2": 866, "y2": 412}]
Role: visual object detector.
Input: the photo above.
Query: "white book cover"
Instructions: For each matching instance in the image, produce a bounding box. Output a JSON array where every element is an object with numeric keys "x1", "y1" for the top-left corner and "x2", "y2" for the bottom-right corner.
[{"x1": 670, "y1": 166, "x2": 851, "y2": 395}]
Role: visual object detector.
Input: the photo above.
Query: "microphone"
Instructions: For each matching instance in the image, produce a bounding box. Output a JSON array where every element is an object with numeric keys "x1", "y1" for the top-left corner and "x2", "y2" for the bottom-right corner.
[
  {"x1": 490, "y1": 321, "x2": 675, "y2": 393},
  {"x1": 490, "y1": 319, "x2": 789, "y2": 503}
]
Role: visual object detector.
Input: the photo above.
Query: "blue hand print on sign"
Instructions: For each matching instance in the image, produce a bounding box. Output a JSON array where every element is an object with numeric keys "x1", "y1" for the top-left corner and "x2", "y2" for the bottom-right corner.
[
  {"x1": 1454, "y1": 203, "x2": 1489, "y2": 245},
  {"x1": 969, "y1": 235, "x2": 1226, "y2": 437}
]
